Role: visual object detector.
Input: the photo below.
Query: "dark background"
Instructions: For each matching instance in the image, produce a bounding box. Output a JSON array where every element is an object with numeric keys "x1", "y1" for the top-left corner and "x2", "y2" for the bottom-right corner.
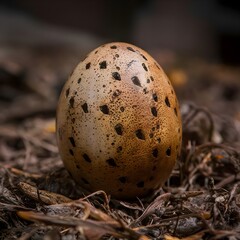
[{"x1": 1, "y1": 0, "x2": 240, "y2": 65}]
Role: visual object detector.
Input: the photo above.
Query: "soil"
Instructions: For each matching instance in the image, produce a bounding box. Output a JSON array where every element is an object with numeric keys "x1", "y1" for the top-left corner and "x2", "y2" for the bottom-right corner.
[{"x1": 0, "y1": 30, "x2": 240, "y2": 239}]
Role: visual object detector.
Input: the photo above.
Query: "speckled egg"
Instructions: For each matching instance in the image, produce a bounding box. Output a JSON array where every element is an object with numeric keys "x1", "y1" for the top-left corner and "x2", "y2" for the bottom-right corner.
[{"x1": 56, "y1": 42, "x2": 182, "y2": 199}]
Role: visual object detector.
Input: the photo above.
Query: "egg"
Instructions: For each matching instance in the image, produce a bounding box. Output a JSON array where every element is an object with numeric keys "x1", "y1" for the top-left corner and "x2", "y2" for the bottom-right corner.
[{"x1": 56, "y1": 42, "x2": 182, "y2": 199}]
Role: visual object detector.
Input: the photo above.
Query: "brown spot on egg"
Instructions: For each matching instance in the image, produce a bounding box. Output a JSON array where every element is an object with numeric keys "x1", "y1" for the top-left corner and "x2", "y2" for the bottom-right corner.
[
  {"x1": 152, "y1": 148, "x2": 158, "y2": 158},
  {"x1": 83, "y1": 153, "x2": 91, "y2": 163},
  {"x1": 65, "y1": 88, "x2": 70, "y2": 98},
  {"x1": 152, "y1": 93, "x2": 158, "y2": 102},
  {"x1": 151, "y1": 107, "x2": 158, "y2": 117},
  {"x1": 106, "y1": 158, "x2": 117, "y2": 167},
  {"x1": 174, "y1": 107, "x2": 178, "y2": 117},
  {"x1": 69, "y1": 137, "x2": 76, "y2": 147},
  {"x1": 127, "y1": 46, "x2": 135, "y2": 52},
  {"x1": 113, "y1": 89, "x2": 121, "y2": 98},
  {"x1": 86, "y1": 62, "x2": 91, "y2": 69},
  {"x1": 81, "y1": 177, "x2": 89, "y2": 184},
  {"x1": 100, "y1": 105, "x2": 109, "y2": 114},
  {"x1": 99, "y1": 61, "x2": 107, "y2": 69},
  {"x1": 142, "y1": 63, "x2": 148, "y2": 71},
  {"x1": 69, "y1": 149, "x2": 74, "y2": 156},
  {"x1": 165, "y1": 97, "x2": 171, "y2": 107},
  {"x1": 112, "y1": 72, "x2": 121, "y2": 80},
  {"x1": 132, "y1": 76, "x2": 141, "y2": 87},
  {"x1": 135, "y1": 129, "x2": 145, "y2": 140},
  {"x1": 141, "y1": 54, "x2": 147, "y2": 60},
  {"x1": 119, "y1": 176, "x2": 127, "y2": 183},
  {"x1": 166, "y1": 147, "x2": 171, "y2": 156},
  {"x1": 81, "y1": 103, "x2": 88, "y2": 113},
  {"x1": 137, "y1": 181, "x2": 144, "y2": 188},
  {"x1": 117, "y1": 146, "x2": 123, "y2": 152},
  {"x1": 149, "y1": 176, "x2": 154, "y2": 181},
  {"x1": 114, "y1": 124, "x2": 123, "y2": 135},
  {"x1": 69, "y1": 97, "x2": 74, "y2": 108}
]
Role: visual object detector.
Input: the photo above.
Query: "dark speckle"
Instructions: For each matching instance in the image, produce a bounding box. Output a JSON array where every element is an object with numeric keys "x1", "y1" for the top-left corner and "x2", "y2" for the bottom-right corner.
[
  {"x1": 142, "y1": 63, "x2": 148, "y2": 71},
  {"x1": 100, "y1": 105, "x2": 109, "y2": 114},
  {"x1": 127, "y1": 46, "x2": 135, "y2": 52},
  {"x1": 166, "y1": 147, "x2": 171, "y2": 156},
  {"x1": 120, "y1": 106, "x2": 125, "y2": 112},
  {"x1": 141, "y1": 54, "x2": 148, "y2": 60},
  {"x1": 69, "y1": 149, "x2": 74, "y2": 156},
  {"x1": 150, "y1": 76, "x2": 154, "y2": 81},
  {"x1": 86, "y1": 62, "x2": 91, "y2": 69},
  {"x1": 99, "y1": 61, "x2": 107, "y2": 69},
  {"x1": 132, "y1": 76, "x2": 142, "y2": 87},
  {"x1": 147, "y1": 79, "x2": 150, "y2": 83},
  {"x1": 112, "y1": 72, "x2": 121, "y2": 80},
  {"x1": 151, "y1": 107, "x2": 158, "y2": 117},
  {"x1": 83, "y1": 153, "x2": 91, "y2": 163},
  {"x1": 106, "y1": 158, "x2": 117, "y2": 167},
  {"x1": 113, "y1": 89, "x2": 121, "y2": 98},
  {"x1": 174, "y1": 107, "x2": 178, "y2": 116},
  {"x1": 69, "y1": 97, "x2": 74, "y2": 108},
  {"x1": 165, "y1": 97, "x2": 171, "y2": 107},
  {"x1": 115, "y1": 124, "x2": 123, "y2": 135},
  {"x1": 81, "y1": 103, "x2": 88, "y2": 113},
  {"x1": 117, "y1": 146, "x2": 123, "y2": 152},
  {"x1": 110, "y1": 45, "x2": 117, "y2": 49},
  {"x1": 65, "y1": 88, "x2": 70, "y2": 98},
  {"x1": 127, "y1": 60, "x2": 136, "y2": 68},
  {"x1": 143, "y1": 88, "x2": 148, "y2": 94},
  {"x1": 152, "y1": 148, "x2": 158, "y2": 158},
  {"x1": 119, "y1": 176, "x2": 127, "y2": 183},
  {"x1": 78, "y1": 78, "x2": 81, "y2": 84},
  {"x1": 149, "y1": 176, "x2": 154, "y2": 181},
  {"x1": 137, "y1": 181, "x2": 144, "y2": 188},
  {"x1": 69, "y1": 137, "x2": 76, "y2": 147},
  {"x1": 135, "y1": 129, "x2": 145, "y2": 140},
  {"x1": 152, "y1": 93, "x2": 158, "y2": 102},
  {"x1": 81, "y1": 178, "x2": 89, "y2": 184}
]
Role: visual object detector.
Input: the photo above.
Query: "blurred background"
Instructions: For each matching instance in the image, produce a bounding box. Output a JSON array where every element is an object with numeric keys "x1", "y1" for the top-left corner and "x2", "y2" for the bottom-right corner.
[
  {"x1": 1, "y1": 0, "x2": 240, "y2": 63},
  {"x1": 0, "y1": 0, "x2": 240, "y2": 124}
]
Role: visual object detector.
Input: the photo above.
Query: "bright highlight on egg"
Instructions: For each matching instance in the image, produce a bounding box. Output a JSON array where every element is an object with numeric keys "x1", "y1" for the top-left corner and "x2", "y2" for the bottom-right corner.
[{"x1": 56, "y1": 42, "x2": 182, "y2": 199}]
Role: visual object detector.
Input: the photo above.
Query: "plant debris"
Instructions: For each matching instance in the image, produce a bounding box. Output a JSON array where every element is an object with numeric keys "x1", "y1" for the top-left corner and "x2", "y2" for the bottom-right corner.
[{"x1": 0, "y1": 45, "x2": 240, "y2": 240}]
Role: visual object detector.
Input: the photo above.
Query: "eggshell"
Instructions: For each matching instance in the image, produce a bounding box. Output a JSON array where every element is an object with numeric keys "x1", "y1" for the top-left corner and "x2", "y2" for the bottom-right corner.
[{"x1": 56, "y1": 42, "x2": 182, "y2": 199}]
